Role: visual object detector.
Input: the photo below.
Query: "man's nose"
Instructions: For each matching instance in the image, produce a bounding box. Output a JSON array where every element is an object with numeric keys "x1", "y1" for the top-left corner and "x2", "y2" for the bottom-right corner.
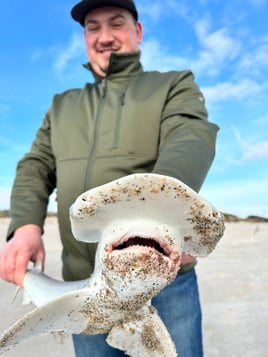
[{"x1": 98, "y1": 27, "x2": 114, "y2": 44}]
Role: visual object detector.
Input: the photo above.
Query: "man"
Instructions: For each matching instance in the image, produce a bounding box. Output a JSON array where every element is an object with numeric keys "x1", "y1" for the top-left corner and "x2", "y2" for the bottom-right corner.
[{"x1": 0, "y1": 1, "x2": 219, "y2": 356}]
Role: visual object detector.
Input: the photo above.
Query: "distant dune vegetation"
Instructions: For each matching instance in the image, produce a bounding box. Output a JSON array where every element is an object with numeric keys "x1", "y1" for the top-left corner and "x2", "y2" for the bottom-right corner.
[{"x1": 0, "y1": 210, "x2": 267, "y2": 223}]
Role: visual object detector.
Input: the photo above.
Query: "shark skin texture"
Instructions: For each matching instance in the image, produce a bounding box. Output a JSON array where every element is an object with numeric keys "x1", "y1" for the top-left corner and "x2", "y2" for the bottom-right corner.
[{"x1": 0, "y1": 173, "x2": 225, "y2": 356}]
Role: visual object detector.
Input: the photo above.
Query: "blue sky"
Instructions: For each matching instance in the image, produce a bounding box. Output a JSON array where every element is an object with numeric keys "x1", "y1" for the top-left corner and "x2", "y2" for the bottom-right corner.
[{"x1": 1, "y1": 0, "x2": 268, "y2": 218}]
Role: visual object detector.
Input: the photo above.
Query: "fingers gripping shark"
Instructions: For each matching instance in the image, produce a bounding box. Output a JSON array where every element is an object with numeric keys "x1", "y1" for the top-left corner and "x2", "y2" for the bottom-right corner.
[{"x1": 0, "y1": 174, "x2": 225, "y2": 356}]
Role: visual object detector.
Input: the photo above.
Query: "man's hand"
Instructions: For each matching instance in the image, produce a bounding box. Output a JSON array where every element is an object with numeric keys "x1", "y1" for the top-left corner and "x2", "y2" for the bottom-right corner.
[
  {"x1": 0, "y1": 224, "x2": 45, "y2": 287},
  {"x1": 181, "y1": 253, "x2": 196, "y2": 265}
]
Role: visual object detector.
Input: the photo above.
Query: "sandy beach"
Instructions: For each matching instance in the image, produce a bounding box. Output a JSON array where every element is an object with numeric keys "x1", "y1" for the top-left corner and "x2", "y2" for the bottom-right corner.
[{"x1": 0, "y1": 217, "x2": 267, "y2": 356}]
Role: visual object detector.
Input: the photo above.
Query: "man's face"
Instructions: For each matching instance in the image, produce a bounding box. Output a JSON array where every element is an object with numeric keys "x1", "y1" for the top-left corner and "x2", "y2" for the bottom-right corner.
[{"x1": 84, "y1": 7, "x2": 142, "y2": 77}]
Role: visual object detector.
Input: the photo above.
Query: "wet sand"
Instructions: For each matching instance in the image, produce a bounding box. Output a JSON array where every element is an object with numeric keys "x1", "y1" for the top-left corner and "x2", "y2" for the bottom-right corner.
[{"x1": 0, "y1": 218, "x2": 267, "y2": 356}]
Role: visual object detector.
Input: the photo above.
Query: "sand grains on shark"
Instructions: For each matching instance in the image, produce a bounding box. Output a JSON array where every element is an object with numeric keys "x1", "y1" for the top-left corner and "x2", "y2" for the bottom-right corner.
[{"x1": 0, "y1": 173, "x2": 225, "y2": 357}]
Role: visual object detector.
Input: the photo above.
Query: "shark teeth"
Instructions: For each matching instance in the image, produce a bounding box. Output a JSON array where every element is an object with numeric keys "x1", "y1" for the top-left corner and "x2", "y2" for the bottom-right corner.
[
  {"x1": 115, "y1": 237, "x2": 166, "y2": 254},
  {"x1": 110, "y1": 233, "x2": 173, "y2": 259}
]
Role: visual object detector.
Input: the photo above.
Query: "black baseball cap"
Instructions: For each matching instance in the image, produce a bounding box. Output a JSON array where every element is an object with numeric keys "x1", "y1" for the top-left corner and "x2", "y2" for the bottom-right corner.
[{"x1": 71, "y1": 0, "x2": 138, "y2": 26}]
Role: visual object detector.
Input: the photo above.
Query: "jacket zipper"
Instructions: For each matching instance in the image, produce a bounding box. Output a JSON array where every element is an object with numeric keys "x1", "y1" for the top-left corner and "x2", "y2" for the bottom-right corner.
[
  {"x1": 113, "y1": 92, "x2": 125, "y2": 149},
  {"x1": 83, "y1": 79, "x2": 107, "y2": 191}
]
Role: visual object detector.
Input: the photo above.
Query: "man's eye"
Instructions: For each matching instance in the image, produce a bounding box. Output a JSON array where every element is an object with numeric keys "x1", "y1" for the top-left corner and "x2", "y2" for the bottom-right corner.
[
  {"x1": 86, "y1": 26, "x2": 99, "y2": 32},
  {"x1": 112, "y1": 22, "x2": 124, "y2": 28}
]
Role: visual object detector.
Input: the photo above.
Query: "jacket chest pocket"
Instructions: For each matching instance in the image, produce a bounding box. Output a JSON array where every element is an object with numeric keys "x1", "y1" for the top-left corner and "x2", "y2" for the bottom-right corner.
[
  {"x1": 118, "y1": 105, "x2": 161, "y2": 158},
  {"x1": 96, "y1": 88, "x2": 162, "y2": 158}
]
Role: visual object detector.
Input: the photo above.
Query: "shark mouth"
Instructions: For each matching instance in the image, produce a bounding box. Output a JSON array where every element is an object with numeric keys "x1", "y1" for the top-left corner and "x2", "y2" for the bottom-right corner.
[
  {"x1": 111, "y1": 235, "x2": 172, "y2": 259},
  {"x1": 105, "y1": 233, "x2": 181, "y2": 280},
  {"x1": 115, "y1": 237, "x2": 166, "y2": 255}
]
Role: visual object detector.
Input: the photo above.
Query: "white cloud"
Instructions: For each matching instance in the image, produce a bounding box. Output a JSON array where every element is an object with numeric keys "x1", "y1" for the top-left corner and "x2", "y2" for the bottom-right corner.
[
  {"x1": 196, "y1": 20, "x2": 240, "y2": 60},
  {"x1": 165, "y1": 0, "x2": 191, "y2": 20},
  {"x1": 138, "y1": 3, "x2": 163, "y2": 21},
  {"x1": 30, "y1": 32, "x2": 85, "y2": 77},
  {"x1": 141, "y1": 40, "x2": 187, "y2": 71},
  {"x1": 191, "y1": 20, "x2": 241, "y2": 76},
  {"x1": 141, "y1": 18, "x2": 243, "y2": 78},
  {"x1": 255, "y1": 112, "x2": 268, "y2": 125},
  {"x1": 138, "y1": 0, "x2": 190, "y2": 21},
  {"x1": 53, "y1": 32, "x2": 85, "y2": 74},
  {"x1": 202, "y1": 79, "x2": 265, "y2": 102},
  {"x1": 239, "y1": 141, "x2": 268, "y2": 162},
  {"x1": 141, "y1": 22, "x2": 267, "y2": 106},
  {"x1": 248, "y1": 142, "x2": 268, "y2": 161},
  {"x1": 230, "y1": 128, "x2": 268, "y2": 164},
  {"x1": 238, "y1": 37, "x2": 268, "y2": 76},
  {"x1": 141, "y1": 19, "x2": 242, "y2": 75}
]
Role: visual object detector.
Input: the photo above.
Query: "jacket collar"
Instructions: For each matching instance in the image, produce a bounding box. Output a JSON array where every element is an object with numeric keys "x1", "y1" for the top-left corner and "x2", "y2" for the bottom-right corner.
[{"x1": 83, "y1": 51, "x2": 143, "y2": 82}]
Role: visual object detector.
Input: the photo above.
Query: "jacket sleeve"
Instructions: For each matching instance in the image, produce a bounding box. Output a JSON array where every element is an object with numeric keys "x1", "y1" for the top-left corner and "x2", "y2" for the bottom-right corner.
[
  {"x1": 7, "y1": 113, "x2": 56, "y2": 239},
  {"x1": 152, "y1": 70, "x2": 219, "y2": 192}
]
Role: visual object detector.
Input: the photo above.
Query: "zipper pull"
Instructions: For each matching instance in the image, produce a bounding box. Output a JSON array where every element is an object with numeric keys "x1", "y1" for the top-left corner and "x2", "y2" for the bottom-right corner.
[
  {"x1": 120, "y1": 92, "x2": 125, "y2": 106},
  {"x1": 101, "y1": 79, "x2": 106, "y2": 98}
]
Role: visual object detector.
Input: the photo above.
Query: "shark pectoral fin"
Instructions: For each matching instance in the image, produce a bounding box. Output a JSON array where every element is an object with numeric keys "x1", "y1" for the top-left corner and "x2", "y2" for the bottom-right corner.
[
  {"x1": 107, "y1": 305, "x2": 177, "y2": 357},
  {"x1": 23, "y1": 270, "x2": 90, "y2": 307},
  {"x1": 0, "y1": 289, "x2": 90, "y2": 355}
]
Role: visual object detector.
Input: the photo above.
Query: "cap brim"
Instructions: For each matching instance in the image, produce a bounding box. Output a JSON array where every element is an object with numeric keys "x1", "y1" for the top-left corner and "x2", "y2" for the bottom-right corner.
[{"x1": 71, "y1": 0, "x2": 138, "y2": 26}]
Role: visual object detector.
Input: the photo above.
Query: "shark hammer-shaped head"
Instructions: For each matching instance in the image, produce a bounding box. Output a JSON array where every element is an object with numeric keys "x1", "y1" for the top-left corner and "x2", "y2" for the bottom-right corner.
[{"x1": 70, "y1": 173, "x2": 225, "y2": 297}]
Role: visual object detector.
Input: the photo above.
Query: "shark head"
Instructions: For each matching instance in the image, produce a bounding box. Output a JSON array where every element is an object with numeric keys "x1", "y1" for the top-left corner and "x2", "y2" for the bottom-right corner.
[{"x1": 70, "y1": 173, "x2": 225, "y2": 297}]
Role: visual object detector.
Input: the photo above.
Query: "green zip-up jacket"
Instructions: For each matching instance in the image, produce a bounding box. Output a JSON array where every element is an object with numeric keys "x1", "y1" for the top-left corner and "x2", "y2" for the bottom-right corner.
[{"x1": 7, "y1": 51, "x2": 219, "y2": 280}]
